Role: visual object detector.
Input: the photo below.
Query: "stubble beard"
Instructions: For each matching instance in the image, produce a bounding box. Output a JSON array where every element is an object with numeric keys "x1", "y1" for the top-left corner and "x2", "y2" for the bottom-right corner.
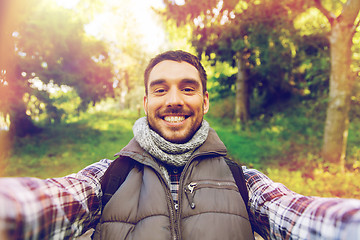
[{"x1": 147, "y1": 110, "x2": 204, "y2": 144}]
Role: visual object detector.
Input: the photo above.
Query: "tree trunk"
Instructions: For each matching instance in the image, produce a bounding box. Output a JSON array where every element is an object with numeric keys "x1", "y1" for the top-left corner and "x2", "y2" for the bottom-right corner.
[
  {"x1": 9, "y1": 100, "x2": 42, "y2": 137},
  {"x1": 322, "y1": 20, "x2": 355, "y2": 168},
  {"x1": 234, "y1": 52, "x2": 249, "y2": 129}
]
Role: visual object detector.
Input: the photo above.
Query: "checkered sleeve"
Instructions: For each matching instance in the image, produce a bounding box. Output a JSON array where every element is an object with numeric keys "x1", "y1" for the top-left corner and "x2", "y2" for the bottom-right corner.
[
  {"x1": 0, "y1": 159, "x2": 112, "y2": 239},
  {"x1": 243, "y1": 167, "x2": 360, "y2": 240}
]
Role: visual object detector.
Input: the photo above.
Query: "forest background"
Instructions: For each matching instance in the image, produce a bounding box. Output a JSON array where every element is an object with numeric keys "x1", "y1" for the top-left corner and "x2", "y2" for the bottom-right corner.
[{"x1": 0, "y1": 0, "x2": 360, "y2": 198}]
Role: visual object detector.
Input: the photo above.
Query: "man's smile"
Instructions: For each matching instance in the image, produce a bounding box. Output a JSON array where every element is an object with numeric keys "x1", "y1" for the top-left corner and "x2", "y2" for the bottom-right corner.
[{"x1": 163, "y1": 115, "x2": 186, "y2": 123}]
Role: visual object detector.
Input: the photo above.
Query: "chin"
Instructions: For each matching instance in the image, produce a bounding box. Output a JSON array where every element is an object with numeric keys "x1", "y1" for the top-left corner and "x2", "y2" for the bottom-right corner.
[
  {"x1": 168, "y1": 138, "x2": 188, "y2": 144},
  {"x1": 165, "y1": 133, "x2": 193, "y2": 144}
]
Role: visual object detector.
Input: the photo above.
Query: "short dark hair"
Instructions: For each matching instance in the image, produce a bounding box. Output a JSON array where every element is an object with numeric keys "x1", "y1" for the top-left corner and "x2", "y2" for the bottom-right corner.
[{"x1": 144, "y1": 50, "x2": 207, "y2": 95}]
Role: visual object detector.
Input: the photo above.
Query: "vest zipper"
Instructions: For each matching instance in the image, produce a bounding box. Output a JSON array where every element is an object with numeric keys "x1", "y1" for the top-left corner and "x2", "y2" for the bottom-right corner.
[
  {"x1": 166, "y1": 186, "x2": 178, "y2": 240},
  {"x1": 148, "y1": 160, "x2": 180, "y2": 240},
  {"x1": 176, "y1": 156, "x2": 197, "y2": 239},
  {"x1": 154, "y1": 166, "x2": 179, "y2": 240}
]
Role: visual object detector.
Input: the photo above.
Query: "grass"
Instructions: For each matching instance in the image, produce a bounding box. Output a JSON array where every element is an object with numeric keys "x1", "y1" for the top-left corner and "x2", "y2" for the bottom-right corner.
[
  {"x1": 0, "y1": 110, "x2": 137, "y2": 178},
  {"x1": 1, "y1": 102, "x2": 360, "y2": 199},
  {"x1": 206, "y1": 115, "x2": 289, "y2": 168}
]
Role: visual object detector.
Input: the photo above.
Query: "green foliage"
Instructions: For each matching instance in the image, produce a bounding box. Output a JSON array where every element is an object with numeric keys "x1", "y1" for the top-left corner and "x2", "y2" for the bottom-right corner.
[
  {"x1": 1, "y1": 0, "x2": 114, "y2": 136},
  {"x1": 161, "y1": 0, "x2": 332, "y2": 116},
  {"x1": 208, "y1": 74, "x2": 236, "y2": 100},
  {"x1": 208, "y1": 96, "x2": 236, "y2": 119},
  {"x1": 296, "y1": 34, "x2": 330, "y2": 98},
  {"x1": 16, "y1": 3, "x2": 114, "y2": 109}
]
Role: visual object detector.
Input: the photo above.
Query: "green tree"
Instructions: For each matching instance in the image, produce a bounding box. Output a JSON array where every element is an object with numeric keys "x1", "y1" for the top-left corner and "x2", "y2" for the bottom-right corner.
[
  {"x1": 161, "y1": 0, "x2": 310, "y2": 127},
  {"x1": 0, "y1": 0, "x2": 113, "y2": 137}
]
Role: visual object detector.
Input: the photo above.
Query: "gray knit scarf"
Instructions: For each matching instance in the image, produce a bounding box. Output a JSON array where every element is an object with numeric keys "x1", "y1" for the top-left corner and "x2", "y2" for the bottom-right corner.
[{"x1": 133, "y1": 117, "x2": 209, "y2": 167}]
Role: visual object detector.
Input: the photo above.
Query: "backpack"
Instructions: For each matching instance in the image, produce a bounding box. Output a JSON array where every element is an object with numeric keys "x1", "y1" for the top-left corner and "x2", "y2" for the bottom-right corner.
[{"x1": 101, "y1": 156, "x2": 249, "y2": 211}]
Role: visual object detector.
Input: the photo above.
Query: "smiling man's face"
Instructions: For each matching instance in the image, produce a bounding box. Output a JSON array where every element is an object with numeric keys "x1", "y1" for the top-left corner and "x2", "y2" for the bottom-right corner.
[{"x1": 144, "y1": 60, "x2": 209, "y2": 143}]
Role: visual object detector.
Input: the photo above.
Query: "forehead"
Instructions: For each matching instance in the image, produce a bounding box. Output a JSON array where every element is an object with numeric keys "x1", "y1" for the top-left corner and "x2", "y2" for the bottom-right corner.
[{"x1": 148, "y1": 60, "x2": 201, "y2": 85}]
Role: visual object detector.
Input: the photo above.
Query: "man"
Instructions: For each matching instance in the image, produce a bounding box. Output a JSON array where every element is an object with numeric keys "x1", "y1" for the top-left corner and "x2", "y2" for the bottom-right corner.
[
  {"x1": 1, "y1": 50, "x2": 360, "y2": 240},
  {"x1": 94, "y1": 51, "x2": 252, "y2": 239}
]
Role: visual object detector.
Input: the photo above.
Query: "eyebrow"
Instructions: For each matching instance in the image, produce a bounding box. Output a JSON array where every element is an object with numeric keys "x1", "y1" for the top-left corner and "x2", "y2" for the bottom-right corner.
[
  {"x1": 149, "y1": 78, "x2": 201, "y2": 89},
  {"x1": 180, "y1": 78, "x2": 200, "y2": 88},
  {"x1": 149, "y1": 79, "x2": 166, "y2": 89}
]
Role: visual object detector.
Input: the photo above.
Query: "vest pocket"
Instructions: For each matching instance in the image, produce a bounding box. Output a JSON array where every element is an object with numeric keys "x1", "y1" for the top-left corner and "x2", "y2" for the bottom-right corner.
[{"x1": 184, "y1": 180, "x2": 238, "y2": 209}]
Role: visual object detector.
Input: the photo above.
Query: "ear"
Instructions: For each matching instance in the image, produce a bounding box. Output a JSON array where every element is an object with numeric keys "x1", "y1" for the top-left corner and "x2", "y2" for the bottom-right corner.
[
  {"x1": 143, "y1": 95, "x2": 148, "y2": 115},
  {"x1": 203, "y1": 91, "x2": 209, "y2": 114}
]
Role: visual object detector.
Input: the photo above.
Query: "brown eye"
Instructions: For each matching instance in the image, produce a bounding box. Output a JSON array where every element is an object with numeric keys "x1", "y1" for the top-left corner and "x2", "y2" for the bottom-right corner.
[
  {"x1": 153, "y1": 88, "x2": 166, "y2": 95},
  {"x1": 183, "y1": 87, "x2": 194, "y2": 92}
]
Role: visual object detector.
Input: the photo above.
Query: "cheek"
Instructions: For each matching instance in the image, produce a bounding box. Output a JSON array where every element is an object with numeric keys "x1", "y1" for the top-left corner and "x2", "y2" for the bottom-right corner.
[{"x1": 145, "y1": 100, "x2": 161, "y2": 114}]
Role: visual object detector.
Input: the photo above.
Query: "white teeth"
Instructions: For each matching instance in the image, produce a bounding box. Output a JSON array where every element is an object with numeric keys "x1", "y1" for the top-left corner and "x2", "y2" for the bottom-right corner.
[{"x1": 164, "y1": 116, "x2": 185, "y2": 123}]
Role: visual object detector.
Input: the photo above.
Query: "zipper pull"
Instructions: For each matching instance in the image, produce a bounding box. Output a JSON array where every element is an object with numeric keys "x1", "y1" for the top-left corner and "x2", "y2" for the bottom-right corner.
[
  {"x1": 185, "y1": 182, "x2": 197, "y2": 209},
  {"x1": 188, "y1": 182, "x2": 197, "y2": 193}
]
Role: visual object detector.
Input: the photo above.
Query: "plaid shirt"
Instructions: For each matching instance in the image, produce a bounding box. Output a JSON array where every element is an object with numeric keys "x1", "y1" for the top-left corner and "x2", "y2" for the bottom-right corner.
[
  {"x1": 0, "y1": 159, "x2": 360, "y2": 239},
  {"x1": 167, "y1": 165, "x2": 183, "y2": 209}
]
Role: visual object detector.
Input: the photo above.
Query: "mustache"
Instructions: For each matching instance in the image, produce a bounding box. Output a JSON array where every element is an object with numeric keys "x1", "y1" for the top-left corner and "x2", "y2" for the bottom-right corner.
[{"x1": 158, "y1": 107, "x2": 193, "y2": 116}]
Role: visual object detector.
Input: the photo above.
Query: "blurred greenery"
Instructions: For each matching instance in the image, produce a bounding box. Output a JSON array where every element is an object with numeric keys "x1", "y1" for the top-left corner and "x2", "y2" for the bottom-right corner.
[{"x1": 0, "y1": 110, "x2": 137, "y2": 178}]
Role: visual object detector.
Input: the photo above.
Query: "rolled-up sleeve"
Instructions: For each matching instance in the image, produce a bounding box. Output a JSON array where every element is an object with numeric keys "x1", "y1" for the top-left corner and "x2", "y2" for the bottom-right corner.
[
  {"x1": 0, "y1": 159, "x2": 112, "y2": 239},
  {"x1": 243, "y1": 167, "x2": 360, "y2": 240}
]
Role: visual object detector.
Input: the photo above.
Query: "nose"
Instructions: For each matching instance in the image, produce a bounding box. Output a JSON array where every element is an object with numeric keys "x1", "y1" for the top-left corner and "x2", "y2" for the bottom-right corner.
[{"x1": 165, "y1": 88, "x2": 184, "y2": 107}]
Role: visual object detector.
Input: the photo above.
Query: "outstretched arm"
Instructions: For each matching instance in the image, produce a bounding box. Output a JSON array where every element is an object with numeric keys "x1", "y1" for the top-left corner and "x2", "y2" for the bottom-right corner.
[
  {"x1": 0, "y1": 159, "x2": 112, "y2": 239},
  {"x1": 243, "y1": 167, "x2": 360, "y2": 240}
]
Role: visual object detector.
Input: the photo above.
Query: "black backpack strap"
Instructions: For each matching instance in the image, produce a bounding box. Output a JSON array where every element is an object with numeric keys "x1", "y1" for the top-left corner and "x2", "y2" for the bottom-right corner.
[
  {"x1": 224, "y1": 157, "x2": 249, "y2": 209},
  {"x1": 101, "y1": 156, "x2": 135, "y2": 209}
]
